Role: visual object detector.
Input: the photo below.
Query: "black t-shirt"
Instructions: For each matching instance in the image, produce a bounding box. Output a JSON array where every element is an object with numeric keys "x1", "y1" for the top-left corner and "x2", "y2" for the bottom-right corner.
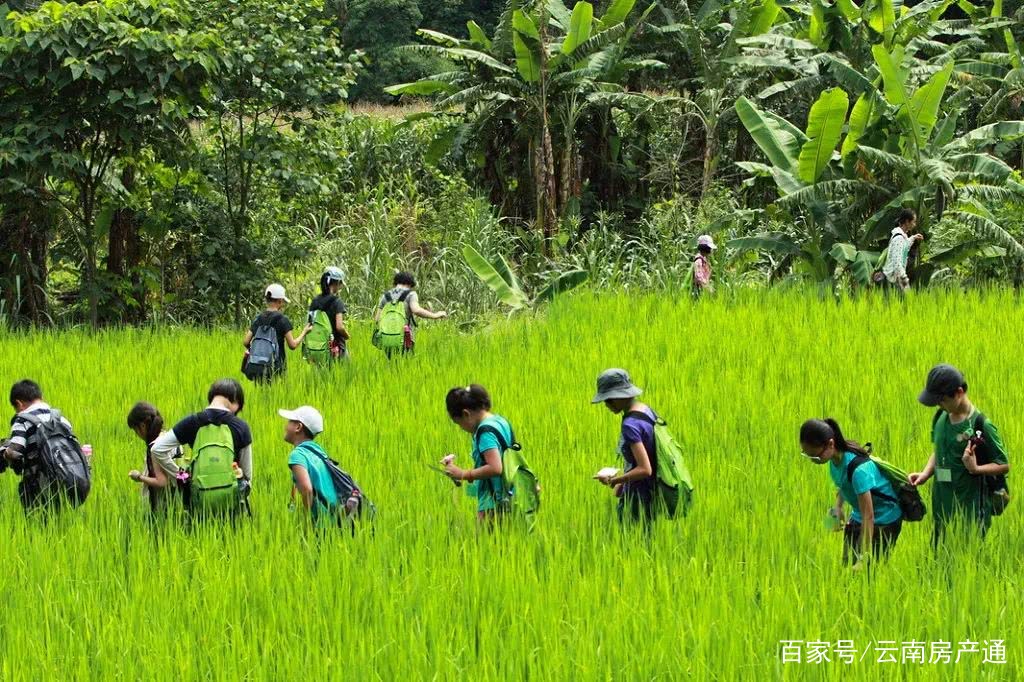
[
  {"x1": 172, "y1": 409, "x2": 253, "y2": 454},
  {"x1": 309, "y1": 294, "x2": 347, "y2": 345},
  {"x1": 250, "y1": 311, "x2": 293, "y2": 367}
]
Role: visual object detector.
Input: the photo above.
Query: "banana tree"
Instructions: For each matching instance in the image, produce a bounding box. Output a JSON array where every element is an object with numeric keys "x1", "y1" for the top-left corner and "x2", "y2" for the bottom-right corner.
[{"x1": 462, "y1": 245, "x2": 587, "y2": 313}]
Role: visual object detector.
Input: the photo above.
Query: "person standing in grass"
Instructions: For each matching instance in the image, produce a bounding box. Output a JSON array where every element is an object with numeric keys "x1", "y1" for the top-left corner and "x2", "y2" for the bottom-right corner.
[
  {"x1": 304, "y1": 266, "x2": 351, "y2": 365},
  {"x1": 374, "y1": 271, "x2": 448, "y2": 357},
  {"x1": 150, "y1": 379, "x2": 253, "y2": 514},
  {"x1": 243, "y1": 284, "x2": 311, "y2": 383},
  {"x1": 799, "y1": 418, "x2": 904, "y2": 568},
  {"x1": 126, "y1": 402, "x2": 180, "y2": 516},
  {"x1": 691, "y1": 235, "x2": 717, "y2": 296},
  {"x1": 909, "y1": 364, "x2": 1011, "y2": 547},
  {"x1": 0, "y1": 379, "x2": 88, "y2": 511},
  {"x1": 881, "y1": 209, "x2": 924, "y2": 292},
  {"x1": 442, "y1": 384, "x2": 512, "y2": 524},
  {"x1": 591, "y1": 369, "x2": 663, "y2": 524},
  {"x1": 279, "y1": 405, "x2": 363, "y2": 528}
]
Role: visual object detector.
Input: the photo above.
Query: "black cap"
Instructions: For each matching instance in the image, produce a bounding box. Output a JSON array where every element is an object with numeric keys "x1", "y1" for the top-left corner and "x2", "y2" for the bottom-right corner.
[{"x1": 918, "y1": 364, "x2": 966, "y2": 407}]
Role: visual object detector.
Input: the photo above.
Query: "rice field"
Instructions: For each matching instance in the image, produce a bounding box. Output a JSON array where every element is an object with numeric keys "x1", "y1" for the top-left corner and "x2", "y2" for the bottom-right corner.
[{"x1": 0, "y1": 290, "x2": 1020, "y2": 680}]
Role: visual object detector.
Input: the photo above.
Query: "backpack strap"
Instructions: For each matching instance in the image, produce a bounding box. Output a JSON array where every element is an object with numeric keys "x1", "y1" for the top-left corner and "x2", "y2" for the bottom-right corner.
[
  {"x1": 473, "y1": 423, "x2": 519, "y2": 500},
  {"x1": 845, "y1": 455, "x2": 899, "y2": 504},
  {"x1": 624, "y1": 410, "x2": 667, "y2": 427}
]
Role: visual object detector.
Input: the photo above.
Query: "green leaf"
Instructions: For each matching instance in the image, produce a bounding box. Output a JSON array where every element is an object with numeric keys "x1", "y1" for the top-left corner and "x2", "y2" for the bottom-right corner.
[
  {"x1": 512, "y1": 10, "x2": 541, "y2": 82},
  {"x1": 462, "y1": 246, "x2": 530, "y2": 309},
  {"x1": 750, "y1": 0, "x2": 780, "y2": 35},
  {"x1": 384, "y1": 80, "x2": 455, "y2": 97},
  {"x1": 835, "y1": 0, "x2": 860, "y2": 22},
  {"x1": 727, "y1": 233, "x2": 803, "y2": 255},
  {"x1": 562, "y1": 2, "x2": 594, "y2": 55},
  {"x1": 798, "y1": 87, "x2": 849, "y2": 184},
  {"x1": 536, "y1": 270, "x2": 588, "y2": 303},
  {"x1": 841, "y1": 93, "x2": 876, "y2": 158},
  {"x1": 868, "y1": 0, "x2": 896, "y2": 45},
  {"x1": 466, "y1": 20, "x2": 492, "y2": 50},
  {"x1": 598, "y1": 0, "x2": 636, "y2": 29},
  {"x1": 908, "y1": 61, "x2": 953, "y2": 146},
  {"x1": 952, "y1": 121, "x2": 1024, "y2": 148},
  {"x1": 735, "y1": 97, "x2": 801, "y2": 173},
  {"x1": 872, "y1": 44, "x2": 908, "y2": 109}
]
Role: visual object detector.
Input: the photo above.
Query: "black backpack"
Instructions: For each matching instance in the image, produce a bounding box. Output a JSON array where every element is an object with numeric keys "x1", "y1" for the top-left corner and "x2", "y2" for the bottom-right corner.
[
  {"x1": 299, "y1": 443, "x2": 376, "y2": 522},
  {"x1": 20, "y1": 410, "x2": 91, "y2": 507},
  {"x1": 845, "y1": 449, "x2": 926, "y2": 522},
  {"x1": 932, "y1": 410, "x2": 1011, "y2": 516}
]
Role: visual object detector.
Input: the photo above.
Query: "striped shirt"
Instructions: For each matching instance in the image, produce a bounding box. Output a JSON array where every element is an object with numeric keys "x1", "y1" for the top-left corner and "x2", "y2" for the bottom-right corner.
[{"x1": 7, "y1": 402, "x2": 74, "y2": 478}]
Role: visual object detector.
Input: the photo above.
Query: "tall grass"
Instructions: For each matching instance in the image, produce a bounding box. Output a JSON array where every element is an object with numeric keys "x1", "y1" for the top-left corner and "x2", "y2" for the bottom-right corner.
[{"x1": 0, "y1": 290, "x2": 1020, "y2": 679}]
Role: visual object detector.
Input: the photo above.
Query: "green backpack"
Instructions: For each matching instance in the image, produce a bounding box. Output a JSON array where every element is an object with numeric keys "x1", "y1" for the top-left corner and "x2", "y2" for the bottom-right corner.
[
  {"x1": 303, "y1": 309, "x2": 334, "y2": 366},
  {"x1": 375, "y1": 289, "x2": 410, "y2": 352},
  {"x1": 625, "y1": 411, "x2": 694, "y2": 518},
  {"x1": 474, "y1": 424, "x2": 540, "y2": 523},
  {"x1": 187, "y1": 423, "x2": 241, "y2": 516}
]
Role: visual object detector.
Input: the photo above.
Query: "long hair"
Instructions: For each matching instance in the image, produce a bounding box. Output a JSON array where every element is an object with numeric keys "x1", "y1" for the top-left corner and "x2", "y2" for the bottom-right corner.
[
  {"x1": 445, "y1": 384, "x2": 491, "y2": 419},
  {"x1": 127, "y1": 402, "x2": 164, "y2": 445},
  {"x1": 799, "y1": 418, "x2": 869, "y2": 456}
]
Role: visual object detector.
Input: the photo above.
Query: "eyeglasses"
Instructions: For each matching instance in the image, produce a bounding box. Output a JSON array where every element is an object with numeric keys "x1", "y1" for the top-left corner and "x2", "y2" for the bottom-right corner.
[{"x1": 800, "y1": 446, "x2": 828, "y2": 461}]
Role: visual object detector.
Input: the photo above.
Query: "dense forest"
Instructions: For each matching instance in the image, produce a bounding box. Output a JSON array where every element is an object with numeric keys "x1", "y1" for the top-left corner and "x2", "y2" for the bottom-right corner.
[{"x1": 2, "y1": 0, "x2": 1023, "y2": 328}]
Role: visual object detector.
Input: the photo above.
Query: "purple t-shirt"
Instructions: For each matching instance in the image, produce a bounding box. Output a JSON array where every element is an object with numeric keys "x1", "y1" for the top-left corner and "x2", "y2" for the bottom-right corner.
[{"x1": 620, "y1": 406, "x2": 657, "y2": 497}]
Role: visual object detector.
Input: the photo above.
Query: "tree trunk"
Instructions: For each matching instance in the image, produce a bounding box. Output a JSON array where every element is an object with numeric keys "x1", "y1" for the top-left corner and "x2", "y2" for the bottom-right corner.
[
  {"x1": 701, "y1": 122, "x2": 719, "y2": 198},
  {"x1": 0, "y1": 189, "x2": 50, "y2": 326},
  {"x1": 105, "y1": 167, "x2": 146, "y2": 324}
]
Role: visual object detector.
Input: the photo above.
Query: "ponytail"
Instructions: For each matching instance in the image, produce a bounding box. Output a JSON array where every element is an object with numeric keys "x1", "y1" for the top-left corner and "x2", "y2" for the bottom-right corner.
[
  {"x1": 799, "y1": 418, "x2": 869, "y2": 456},
  {"x1": 127, "y1": 401, "x2": 164, "y2": 446},
  {"x1": 319, "y1": 273, "x2": 331, "y2": 296},
  {"x1": 445, "y1": 384, "x2": 492, "y2": 419}
]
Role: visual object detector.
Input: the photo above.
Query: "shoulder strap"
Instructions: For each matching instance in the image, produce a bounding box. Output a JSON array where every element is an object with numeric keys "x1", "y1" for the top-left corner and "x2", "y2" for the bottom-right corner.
[
  {"x1": 624, "y1": 410, "x2": 666, "y2": 427},
  {"x1": 397, "y1": 289, "x2": 411, "y2": 304},
  {"x1": 473, "y1": 424, "x2": 520, "y2": 453},
  {"x1": 846, "y1": 455, "x2": 899, "y2": 504},
  {"x1": 932, "y1": 409, "x2": 944, "y2": 428}
]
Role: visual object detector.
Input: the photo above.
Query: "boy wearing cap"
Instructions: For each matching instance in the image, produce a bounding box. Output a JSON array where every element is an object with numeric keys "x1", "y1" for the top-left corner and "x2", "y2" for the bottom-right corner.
[
  {"x1": 692, "y1": 235, "x2": 716, "y2": 296},
  {"x1": 280, "y1": 406, "x2": 359, "y2": 526},
  {"x1": 909, "y1": 364, "x2": 1011, "y2": 545},
  {"x1": 243, "y1": 284, "x2": 312, "y2": 382}
]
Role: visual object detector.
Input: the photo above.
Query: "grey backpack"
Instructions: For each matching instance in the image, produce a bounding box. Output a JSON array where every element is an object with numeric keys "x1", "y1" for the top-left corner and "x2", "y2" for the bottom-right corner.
[{"x1": 246, "y1": 322, "x2": 280, "y2": 375}]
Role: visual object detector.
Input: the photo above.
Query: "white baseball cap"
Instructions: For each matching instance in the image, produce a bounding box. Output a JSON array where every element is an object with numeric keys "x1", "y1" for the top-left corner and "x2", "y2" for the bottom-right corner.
[
  {"x1": 265, "y1": 283, "x2": 289, "y2": 302},
  {"x1": 278, "y1": 406, "x2": 324, "y2": 436},
  {"x1": 697, "y1": 235, "x2": 717, "y2": 250}
]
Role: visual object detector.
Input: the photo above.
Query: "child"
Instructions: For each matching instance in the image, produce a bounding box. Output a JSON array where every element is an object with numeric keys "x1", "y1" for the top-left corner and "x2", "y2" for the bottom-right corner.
[
  {"x1": 442, "y1": 385, "x2": 512, "y2": 523},
  {"x1": 590, "y1": 368, "x2": 664, "y2": 524},
  {"x1": 305, "y1": 266, "x2": 351, "y2": 365},
  {"x1": 909, "y1": 364, "x2": 1010, "y2": 547},
  {"x1": 799, "y1": 418, "x2": 903, "y2": 567},
  {"x1": 881, "y1": 209, "x2": 924, "y2": 292},
  {"x1": 692, "y1": 235, "x2": 716, "y2": 296},
  {"x1": 279, "y1": 405, "x2": 362, "y2": 528},
  {"x1": 374, "y1": 271, "x2": 447, "y2": 357},
  {"x1": 126, "y1": 401, "x2": 180, "y2": 515},
  {"x1": 243, "y1": 283, "x2": 311, "y2": 383}
]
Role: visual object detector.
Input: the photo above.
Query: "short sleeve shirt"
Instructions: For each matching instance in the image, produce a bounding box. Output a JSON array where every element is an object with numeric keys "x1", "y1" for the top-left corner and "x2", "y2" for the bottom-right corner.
[
  {"x1": 471, "y1": 415, "x2": 513, "y2": 513},
  {"x1": 172, "y1": 408, "x2": 252, "y2": 455},
  {"x1": 620, "y1": 407, "x2": 658, "y2": 497},
  {"x1": 932, "y1": 410, "x2": 1009, "y2": 520},
  {"x1": 828, "y1": 451, "x2": 902, "y2": 525},
  {"x1": 7, "y1": 402, "x2": 74, "y2": 478},
  {"x1": 249, "y1": 311, "x2": 293, "y2": 368},
  {"x1": 378, "y1": 287, "x2": 417, "y2": 326},
  {"x1": 288, "y1": 441, "x2": 339, "y2": 523}
]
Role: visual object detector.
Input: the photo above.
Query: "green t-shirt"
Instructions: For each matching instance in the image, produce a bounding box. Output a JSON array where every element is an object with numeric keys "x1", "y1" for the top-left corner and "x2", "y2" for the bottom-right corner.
[
  {"x1": 288, "y1": 441, "x2": 339, "y2": 524},
  {"x1": 931, "y1": 409, "x2": 1009, "y2": 522},
  {"x1": 470, "y1": 415, "x2": 513, "y2": 513}
]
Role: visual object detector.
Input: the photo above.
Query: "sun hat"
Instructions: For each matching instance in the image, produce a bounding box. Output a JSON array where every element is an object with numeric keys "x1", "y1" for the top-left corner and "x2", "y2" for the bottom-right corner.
[
  {"x1": 697, "y1": 235, "x2": 717, "y2": 250},
  {"x1": 278, "y1": 406, "x2": 324, "y2": 436},
  {"x1": 591, "y1": 368, "x2": 643, "y2": 404},
  {"x1": 265, "y1": 283, "x2": 289, "y2": 302}
]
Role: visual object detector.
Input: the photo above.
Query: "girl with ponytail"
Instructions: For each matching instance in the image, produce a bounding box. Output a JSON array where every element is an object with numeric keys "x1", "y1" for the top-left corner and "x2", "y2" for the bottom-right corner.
[
  {"x1": 799, "y1": 418, "x2": 903, "y2": 568},
  {"x1": 126, "y1": 402, "x2": 178, "y2": 514}
]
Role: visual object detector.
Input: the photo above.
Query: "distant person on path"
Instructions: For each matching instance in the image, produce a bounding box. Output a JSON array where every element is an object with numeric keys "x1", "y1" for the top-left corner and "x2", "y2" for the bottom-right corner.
[
  {"x1": 374, "y1": 272, "x2": 447, "y2": 357},
  {"x1": 126, "y1": 402, "x2": 181, "y2": 516},
  {"x1": 243, "y1": 284, "x2": 311, "y2": 383},
  {"x1": 304, "y1": 266, "x2": 350, "y2": 366},
  {"x1": 909, "y1": 365, "x2": 1011, "y2": 547},
  {"x1": 591, "y1": 369, "x2": 664, "y2": 524},
  {"x1": 799, "y1": 418, "x2": 903, "y2": 568},
  {"x1": 280, "y1": 405, "x2": 365, "y2": 529},
  {"x1": 442, "y1": 385, "x2": 514, "y2": 524},
  {"x1": 692, "y1": 235, "x2": 716, "y2": 296},
  {"x1": 150, "y1": 379, "x2": 253, "y2": 517},
  {"x1": 881, "y1": 209, "x2": 924, "y2": 292},
  {"x1": 0, "y1": 380, "x2": 90, "y2": 511}
]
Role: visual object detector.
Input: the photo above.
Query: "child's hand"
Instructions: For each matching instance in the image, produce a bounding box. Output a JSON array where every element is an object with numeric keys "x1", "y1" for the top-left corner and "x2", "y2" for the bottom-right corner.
[
  {"x1": 128, "y1": 470, "x2": 142, "y2": 482},
  {"x1": 962, "y1": 442, "x2": 979, "y2": 474}
]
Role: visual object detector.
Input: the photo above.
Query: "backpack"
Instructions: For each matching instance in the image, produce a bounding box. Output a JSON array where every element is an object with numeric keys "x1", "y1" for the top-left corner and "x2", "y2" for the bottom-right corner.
[
  {"x1": 297, "y1": 442, "x2": 376, "y2": 524},
  {"x1": 186, "y1": 423, "x2": 241, "y2": 516},
  {"x1": 375, "y1": 289, "x2": 411, "y2": 352},
  {"x1": 303, "y1": 308, "x2": 334, "y2": 366},
  {"x1": 625, "y1": 411, "x2": 694, "y2": 518},
  {"x1": 20, "y1": 410, "x2": 90, "y2": 507},
  {"x1": 845, "y1": 447, "x2": 926, "y2": 522},
  {"x1": 473, "y1": 424, "x2": 540, "y2": 522},
  {"x1": 245, "y1": 319, "x2": 280, "y2": 379},
  {"x1": 932, "y1": 410, "x2": 1011, "y2": 516}
]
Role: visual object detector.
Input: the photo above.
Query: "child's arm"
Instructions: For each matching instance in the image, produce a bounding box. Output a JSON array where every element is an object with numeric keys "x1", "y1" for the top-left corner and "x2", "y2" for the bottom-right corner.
[
  {"x1": 909, "y1": 454, "x2": 935, "y2": 486},
  {"x1": 242, "y1": 330, "x2": 254, "y2": 349},
  {"x1": 290, "y1": 465, "x2": 315, "y2": 510}
]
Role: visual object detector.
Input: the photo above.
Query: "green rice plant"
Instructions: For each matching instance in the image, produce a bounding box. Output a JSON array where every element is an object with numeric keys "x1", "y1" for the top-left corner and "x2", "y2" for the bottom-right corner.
[{"x1": 0, "y1": 289, "x2": 1020, "y2": 679}]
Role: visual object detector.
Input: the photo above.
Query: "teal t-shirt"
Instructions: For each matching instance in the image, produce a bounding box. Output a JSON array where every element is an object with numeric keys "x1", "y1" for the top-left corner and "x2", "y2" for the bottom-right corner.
[
  {"x1": 828, "y1": 451, "x2": 902, "y2": 525},
  {"x1": 471, "y1": 415, "x2": 513, "y2": 513},
  {"x1": 288, "y1": 441, "x2": 339, "y2": 521}
]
